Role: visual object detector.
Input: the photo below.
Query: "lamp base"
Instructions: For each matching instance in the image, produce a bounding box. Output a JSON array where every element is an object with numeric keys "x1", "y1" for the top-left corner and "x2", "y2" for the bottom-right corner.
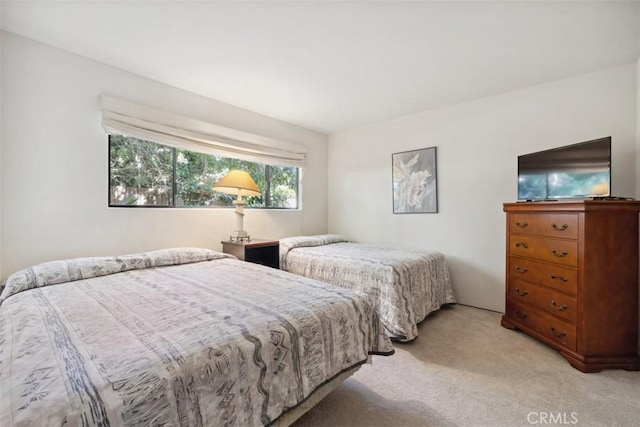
[
  {"x1": 229, "y1": 199, "x2": 250, "y2": 242},
  {"x1": 229, "y1": 230, "x2": 251, "y2": 242}
]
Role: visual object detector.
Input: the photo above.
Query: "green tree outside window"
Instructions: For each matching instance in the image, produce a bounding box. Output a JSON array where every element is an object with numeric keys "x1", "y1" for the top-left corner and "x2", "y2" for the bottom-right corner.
[{"x1": 109, "y1": 135, "x2": 299, "y2": 208}]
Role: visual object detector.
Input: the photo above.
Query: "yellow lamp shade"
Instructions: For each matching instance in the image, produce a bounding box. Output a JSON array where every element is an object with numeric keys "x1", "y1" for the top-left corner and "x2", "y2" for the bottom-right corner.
[
  {"x1": 589, "y1": 182, "x2": 609, "y2": 196},
  {"x1": 213, "y1": 170, "x2": 261, "y2": 197}
]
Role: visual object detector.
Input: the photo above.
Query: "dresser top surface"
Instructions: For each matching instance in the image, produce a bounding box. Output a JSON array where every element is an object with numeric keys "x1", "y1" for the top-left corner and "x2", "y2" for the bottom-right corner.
[{"x1": 504, "y1": 199, "x2": 640, "y2": 213}]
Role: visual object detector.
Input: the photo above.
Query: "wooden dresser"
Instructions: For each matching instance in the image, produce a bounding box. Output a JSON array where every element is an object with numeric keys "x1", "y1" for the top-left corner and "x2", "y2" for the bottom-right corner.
[{"x1": 502, "y1": 200, "x2": 640, "y2": 372}]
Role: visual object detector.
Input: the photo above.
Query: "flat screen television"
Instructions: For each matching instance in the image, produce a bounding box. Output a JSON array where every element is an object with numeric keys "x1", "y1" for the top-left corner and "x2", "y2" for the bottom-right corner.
[{"x1": 517, "y1": 137, "x2": 611, "y2": 201}]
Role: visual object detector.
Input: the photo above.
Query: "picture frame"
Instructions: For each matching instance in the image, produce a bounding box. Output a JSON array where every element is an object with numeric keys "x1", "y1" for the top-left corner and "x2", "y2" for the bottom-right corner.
[{"x1": 392, "y1": 146, "x2": 438, "y2": 214}]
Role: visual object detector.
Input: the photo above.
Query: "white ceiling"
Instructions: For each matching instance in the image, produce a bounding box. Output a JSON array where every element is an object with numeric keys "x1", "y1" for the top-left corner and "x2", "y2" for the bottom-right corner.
[{"x1": 1, "y1": 1, "x2": 639, "y2": 133}]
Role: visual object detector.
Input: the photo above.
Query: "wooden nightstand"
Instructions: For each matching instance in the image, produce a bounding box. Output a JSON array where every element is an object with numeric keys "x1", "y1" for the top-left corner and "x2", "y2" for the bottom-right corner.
[{"x1": 221, "y1": 239, "x2": 280, "y2": 269}]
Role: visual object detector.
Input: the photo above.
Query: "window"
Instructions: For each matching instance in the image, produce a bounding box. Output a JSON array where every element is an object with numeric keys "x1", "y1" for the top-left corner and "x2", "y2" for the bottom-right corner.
[{"x1": 109, "y1": 135, "x2": 299, "y2": 208}]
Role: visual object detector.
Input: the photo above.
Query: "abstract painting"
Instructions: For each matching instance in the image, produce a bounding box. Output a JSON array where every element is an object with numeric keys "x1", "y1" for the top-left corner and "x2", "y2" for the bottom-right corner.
[{"x1": 392, "y1": 146, "x2": 438, "y2": 213}]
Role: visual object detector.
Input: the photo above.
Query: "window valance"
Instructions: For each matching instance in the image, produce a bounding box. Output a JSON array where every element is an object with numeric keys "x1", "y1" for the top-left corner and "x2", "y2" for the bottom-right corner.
[{"x1": 100, "y1": 95, "x2": 307, "y2": 167}]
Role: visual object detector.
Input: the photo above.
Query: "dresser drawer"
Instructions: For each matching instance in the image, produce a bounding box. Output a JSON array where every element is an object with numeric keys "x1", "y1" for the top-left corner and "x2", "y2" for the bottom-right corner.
[
  {"x1": 508, "y1": 256, "x2": 578, "y2": 295},
  {"x1": 509, "y1": 279, "x2": 577, "y2": 323},
  {"x1": 508, "y1": 299, "x2": 577, "y2": 352},
  {"x1": 509, "y1": 213, "x2": 578, "y2": 239},
  {"x1": 509, "y1": 235, "x2": 578, "y2": 267}
]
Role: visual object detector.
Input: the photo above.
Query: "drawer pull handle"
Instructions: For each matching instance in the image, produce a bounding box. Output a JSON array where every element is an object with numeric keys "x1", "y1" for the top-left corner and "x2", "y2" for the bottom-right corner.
[
  {"x1": 551, "y1": 249, "x2": 568, "y2": 257},
  {"x1": 515, "y1": 265, "x2": 528, "y2": 273},
  {"x1": 550, "y1": 327, "x2": 567, "y2": 338},
  {"x1": 550, "y1": 300, "x2": 568, "y2": 311},
  {"x1": 515, "y1": 287, "x2": 528, "y2": 296},
  {"x1": 515, "y1": 242, "x2": 529, "y2": 249},
  {"x1": 551, "y1": 223, "x2": 568, "y2": 231},
  {"x1": 515, "y1": 310, "x2": 527, "y2": 319},
  {"x1": 515, "y1": 222, "x2": 528, "y2": 228},
  {"x1": 550, "y1": 274, "x2": 568, "y2": 282}
]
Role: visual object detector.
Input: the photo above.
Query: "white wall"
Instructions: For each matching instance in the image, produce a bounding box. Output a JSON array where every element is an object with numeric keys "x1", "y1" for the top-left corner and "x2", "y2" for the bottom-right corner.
[
  {"x1": 0, "y1": 32, "x2": 328, "y2": 276},
  {"x1": 328, "y1": 64, "x2": 638, "y2": 312}
]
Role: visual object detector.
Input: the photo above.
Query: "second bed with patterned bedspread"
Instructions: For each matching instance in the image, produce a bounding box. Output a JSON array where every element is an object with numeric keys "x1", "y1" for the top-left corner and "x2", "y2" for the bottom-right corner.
[{"x1": 280, "y1": 235, "x2": 456, "y2": 342}]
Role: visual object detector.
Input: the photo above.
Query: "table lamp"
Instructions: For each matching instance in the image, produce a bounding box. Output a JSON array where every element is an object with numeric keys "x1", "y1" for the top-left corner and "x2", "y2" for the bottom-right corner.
[{"x1": 213, "y1": 170, "x2": 261, "y2": 242}]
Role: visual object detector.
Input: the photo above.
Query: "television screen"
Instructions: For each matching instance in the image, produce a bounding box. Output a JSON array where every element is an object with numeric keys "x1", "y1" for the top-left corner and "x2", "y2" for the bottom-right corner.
[{"x1": 518, "y1": 137, "x2": 611, "y2": 200}]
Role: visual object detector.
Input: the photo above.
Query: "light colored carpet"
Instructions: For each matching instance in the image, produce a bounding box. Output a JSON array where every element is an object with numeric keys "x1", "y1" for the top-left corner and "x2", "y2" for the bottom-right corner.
[{"x1": 293, "y1": 304, "x2": 640, "y2": 427}]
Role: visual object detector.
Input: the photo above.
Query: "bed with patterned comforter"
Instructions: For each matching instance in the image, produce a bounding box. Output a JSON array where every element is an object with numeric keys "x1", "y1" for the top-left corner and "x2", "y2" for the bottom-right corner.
[
  {"x1": 0, "y1": 248, "x2": 393, "y2": 427},
  {"x1": 280, "y1": 235, "x2": 456, "y2": 342}
]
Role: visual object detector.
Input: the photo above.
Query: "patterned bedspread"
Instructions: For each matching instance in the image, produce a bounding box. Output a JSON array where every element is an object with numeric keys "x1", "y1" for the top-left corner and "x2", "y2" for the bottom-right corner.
[
  {"x1": 0, "y1": 248, "x2": 393, "y2": 427},
  {"x1": 280, "y1": 235, "x2": 456, "y2": 341}
]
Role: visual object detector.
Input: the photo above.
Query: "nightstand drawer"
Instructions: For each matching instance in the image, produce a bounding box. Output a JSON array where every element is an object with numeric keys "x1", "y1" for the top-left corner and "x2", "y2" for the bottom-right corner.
[{"x1": 245, "y1": 244, "x2": 279, "y2": 268}]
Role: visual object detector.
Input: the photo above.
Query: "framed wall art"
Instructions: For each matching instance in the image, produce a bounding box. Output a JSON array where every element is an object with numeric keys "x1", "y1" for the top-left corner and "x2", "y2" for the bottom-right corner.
[{"x1": 392, "y1": 146, "x2": 438, "y2": 214}]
